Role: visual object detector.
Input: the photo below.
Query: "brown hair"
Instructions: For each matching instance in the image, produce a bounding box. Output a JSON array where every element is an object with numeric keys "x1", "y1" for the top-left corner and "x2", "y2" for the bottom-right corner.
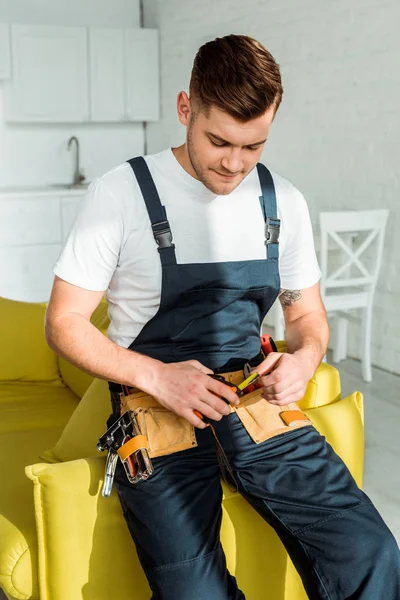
[{"x1": 189, "y1": 34, "x2": 283, "y2": 122}]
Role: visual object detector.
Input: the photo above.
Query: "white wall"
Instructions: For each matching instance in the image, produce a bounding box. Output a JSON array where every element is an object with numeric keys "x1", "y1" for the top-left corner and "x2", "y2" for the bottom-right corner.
[
  {"x1": 143, "y1": 0, "x2": 400, "y2": 375},
  {"x1": 0, "y1": 0, "x2": 143, "y2": 186}
]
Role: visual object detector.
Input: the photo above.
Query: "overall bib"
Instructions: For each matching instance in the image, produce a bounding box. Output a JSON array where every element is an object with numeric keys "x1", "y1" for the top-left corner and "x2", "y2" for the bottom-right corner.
[{"x1": 111, "y1": 157, "x2": 400, "y2": 600}]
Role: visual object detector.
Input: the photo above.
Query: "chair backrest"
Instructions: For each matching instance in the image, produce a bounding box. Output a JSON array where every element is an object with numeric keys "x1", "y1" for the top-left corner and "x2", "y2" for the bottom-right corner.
[{"x1": 318, "y1": 209, "x2": 389, "y2": 297}]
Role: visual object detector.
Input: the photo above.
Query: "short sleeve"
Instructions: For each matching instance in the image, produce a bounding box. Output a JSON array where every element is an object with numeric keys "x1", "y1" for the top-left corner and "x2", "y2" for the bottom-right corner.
[
  {"x1": 53, "y1": 179, "x2": 124, "y2": 291},
  {"x1": 278, "y1": 188, "x2": 321, "y2": 290}
]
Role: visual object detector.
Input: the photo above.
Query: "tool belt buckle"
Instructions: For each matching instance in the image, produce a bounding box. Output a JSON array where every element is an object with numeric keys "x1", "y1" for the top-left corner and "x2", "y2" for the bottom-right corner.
[
  {"x1": 119, "y1": 410, "x2": 154, "y2": 485},
  {"x1": 97, "y1": 411, "x2": 154, "y2": 493}
]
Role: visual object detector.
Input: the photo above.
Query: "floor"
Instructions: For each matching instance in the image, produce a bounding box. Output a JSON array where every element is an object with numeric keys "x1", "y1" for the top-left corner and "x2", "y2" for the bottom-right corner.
[
  {"x1": 334, "y1": 353, "x2": 400, "y2": 544},
  {"x1": 0, "y1": 356, "x2": 398, "y2": 600}
]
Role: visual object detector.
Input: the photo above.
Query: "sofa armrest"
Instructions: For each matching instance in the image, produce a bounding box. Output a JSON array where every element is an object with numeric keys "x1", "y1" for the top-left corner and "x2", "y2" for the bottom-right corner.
[
  {"x1": 25, "y1": 457, "x2": 150, "y2": 600},
  {"x1": 0, "y1": 297, "x2": 62, "y2": 384}
]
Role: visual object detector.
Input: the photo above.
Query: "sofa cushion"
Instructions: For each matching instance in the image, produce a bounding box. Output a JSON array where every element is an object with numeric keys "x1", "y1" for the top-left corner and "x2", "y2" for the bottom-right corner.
[
  {"x1": 298, "y1": 362, "x2": 341, "y2": 410},
  {"x1": 41, "y1": 378, "x2": 110, "y2": 463},
  {"x1": 58, "y1": 358, "x2": 95, "y2": 400},
  {"x1": 0, "y1": 425, "x2": 69, "y2": 600},
  {"x1": 0, "y1": 383, "x2": 80, "y2": 434},
  {"x1": 0, "y1": 297, "x2": 62, "y2": 384}
]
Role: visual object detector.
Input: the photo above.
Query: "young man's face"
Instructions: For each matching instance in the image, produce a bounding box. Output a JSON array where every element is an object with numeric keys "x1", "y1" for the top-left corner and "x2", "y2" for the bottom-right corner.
[{"x1": 185, "y1": 101, "x2": 276, "y2": 195}]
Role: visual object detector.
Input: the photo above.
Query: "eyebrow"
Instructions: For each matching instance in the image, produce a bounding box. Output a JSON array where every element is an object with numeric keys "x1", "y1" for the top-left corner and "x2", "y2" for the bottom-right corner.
[{"x1": 206, "y1": 132, "x2": 267, "y2": 147}]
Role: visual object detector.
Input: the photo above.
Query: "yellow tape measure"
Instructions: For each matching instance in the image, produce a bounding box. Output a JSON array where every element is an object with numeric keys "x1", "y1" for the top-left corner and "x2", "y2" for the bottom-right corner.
[{"x1": 238, "y1": 371, "x2": 260, "y2": 391}]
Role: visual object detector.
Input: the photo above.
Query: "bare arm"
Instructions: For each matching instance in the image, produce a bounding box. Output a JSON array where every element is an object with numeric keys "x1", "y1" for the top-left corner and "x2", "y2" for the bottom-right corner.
[
  {"x1": 279, "y1": 282, "x2": 329, "y2": 375},
  {"x1": 256, "y1": 282, "x2": 329, "y2": 405},
  {"x1": 45, "y1": 276, "x2": 157, "y2": 388},
  {"x1": 45, "y1": 276, "x2": 239, "y2": 426}
]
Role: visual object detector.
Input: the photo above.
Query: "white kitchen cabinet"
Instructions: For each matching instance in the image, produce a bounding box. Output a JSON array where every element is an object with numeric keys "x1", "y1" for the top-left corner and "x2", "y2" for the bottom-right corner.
[
  {"x1": 89, "y1": 27, "x2": 159, "y2": 122},
  {"x1": 89, "y1": 28, "x2": 125, "y2": 122},
  {"x1": 0, "y1": 23, "x2": 11, "y2": 79},
  {"x1": 125, "y1": 28, "x2": 159, "y2": 122},
  {"x1": 4, "y1": 25, "x2": 89, "y2": 123},
  {"x1": 0, "y1": 196, "x2": 61, "y2": 246},
  {"x1": 0, "y1": 190, "x2": 85, "y2": 302},
  {"x1": 60, "y1": 195, "x2": 85, "y2": 242},
  {"x1": 0, "y1": 244, "x2": 62, "y2": 302}
]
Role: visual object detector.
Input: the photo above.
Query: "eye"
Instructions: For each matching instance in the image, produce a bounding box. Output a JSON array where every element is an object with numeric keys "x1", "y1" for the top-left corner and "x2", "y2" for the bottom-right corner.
[
  {"x1": 210, "y1": 140, "x2": 226, "y2": 147},
  {"x1": 246, "y1": 146, "x2": 261, "y2": 151}
]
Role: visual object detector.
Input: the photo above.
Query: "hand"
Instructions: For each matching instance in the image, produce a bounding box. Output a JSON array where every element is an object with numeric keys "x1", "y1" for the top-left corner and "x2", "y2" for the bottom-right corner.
[
  {"x1": 254, "y1": 352, "x2": 314, "y2": 406},
  {"x1": 142, "y1": 360, "x2": 240, "y2": 429}
]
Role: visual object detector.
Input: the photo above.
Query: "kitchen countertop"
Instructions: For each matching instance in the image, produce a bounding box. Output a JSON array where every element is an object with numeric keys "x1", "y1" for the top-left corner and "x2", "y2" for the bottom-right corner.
[{"x1": 0, "y1": 183, "x2": 90, "y2": 196}]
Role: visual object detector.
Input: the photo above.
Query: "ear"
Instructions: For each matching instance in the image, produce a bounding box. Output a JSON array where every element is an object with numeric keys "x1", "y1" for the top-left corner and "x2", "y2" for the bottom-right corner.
[{"x1": 176, "y1": 91, "x2": 192, "y2": 127}]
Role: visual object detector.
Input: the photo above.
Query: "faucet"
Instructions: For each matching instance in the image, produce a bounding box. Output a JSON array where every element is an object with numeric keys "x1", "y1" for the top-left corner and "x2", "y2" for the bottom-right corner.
[{"x1": 67, "y1": 136, "x2": 86, "y2": 187}]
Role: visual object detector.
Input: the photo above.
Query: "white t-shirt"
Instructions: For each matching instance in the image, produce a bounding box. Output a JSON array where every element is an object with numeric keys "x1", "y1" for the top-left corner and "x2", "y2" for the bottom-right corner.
[{"x1": 54, "y1": 148, "x2": 321, "y2": 348}]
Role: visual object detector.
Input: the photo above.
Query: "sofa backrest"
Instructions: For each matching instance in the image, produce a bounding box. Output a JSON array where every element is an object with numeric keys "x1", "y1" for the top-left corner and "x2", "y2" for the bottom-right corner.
[{"x1": 0, "y1": 297, "x2": 62, "y2": 385}]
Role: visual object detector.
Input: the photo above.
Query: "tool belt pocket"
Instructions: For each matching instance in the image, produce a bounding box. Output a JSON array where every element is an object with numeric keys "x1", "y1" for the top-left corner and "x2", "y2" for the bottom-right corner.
[
  {"x1": 233, "y1": 387, "x2": 312, "y2": 444},
  {"x1": 121, "y1": 392, "x2": 197, "y2": 458}
]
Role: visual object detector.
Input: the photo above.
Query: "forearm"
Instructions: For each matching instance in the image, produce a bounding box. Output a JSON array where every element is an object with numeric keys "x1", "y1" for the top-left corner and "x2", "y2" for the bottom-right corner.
[
  {"x1": 284, "y1": 309, "x2": 330, "y2": 377},
  {"x1": 45, "y1": 312, "x2": 161, "y2": 390}
]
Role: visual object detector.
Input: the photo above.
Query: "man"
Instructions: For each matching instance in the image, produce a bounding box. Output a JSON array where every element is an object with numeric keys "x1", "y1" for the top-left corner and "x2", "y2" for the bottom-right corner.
[{"x1": 45, "y1": 34, "x2": 400, "y2": 599}]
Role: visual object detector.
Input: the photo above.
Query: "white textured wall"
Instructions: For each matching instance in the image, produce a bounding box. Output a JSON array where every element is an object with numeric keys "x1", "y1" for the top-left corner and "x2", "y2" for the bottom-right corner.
[
  {"x1": 0, "y1": 0, "x2": 143, "y2": 186},
  {"x1": 143, "y1": 0, "x2": 400, "y2": 374}
]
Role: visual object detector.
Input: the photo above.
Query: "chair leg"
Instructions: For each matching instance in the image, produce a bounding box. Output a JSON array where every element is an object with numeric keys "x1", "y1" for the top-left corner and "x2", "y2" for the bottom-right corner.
[
  {"x1": 337, "y1": 317, "x2": 348, "y2": 361},
  {"x1": 362, "y1": 305, "x2": 373, "y2": 383},
  {"x1": 331, "y1": 315, "x2": 348, "y2": 363}
]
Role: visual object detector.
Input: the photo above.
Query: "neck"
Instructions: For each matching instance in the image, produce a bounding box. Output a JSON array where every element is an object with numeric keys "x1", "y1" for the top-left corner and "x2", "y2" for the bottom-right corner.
[{"x1": 171, "y1": 144, "x2": 199, "y2": 181}]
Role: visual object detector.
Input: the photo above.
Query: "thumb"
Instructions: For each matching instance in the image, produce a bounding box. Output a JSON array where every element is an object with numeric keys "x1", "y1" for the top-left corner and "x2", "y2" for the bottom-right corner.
[{"x1": 252, "y1": 352, "x2": 283, "y2": 377}]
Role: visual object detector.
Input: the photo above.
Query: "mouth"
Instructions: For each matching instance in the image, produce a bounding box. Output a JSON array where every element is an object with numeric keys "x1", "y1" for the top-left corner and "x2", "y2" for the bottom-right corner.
[{"x1": 213, "y1": 170, "x2": 240, "y2": 180}]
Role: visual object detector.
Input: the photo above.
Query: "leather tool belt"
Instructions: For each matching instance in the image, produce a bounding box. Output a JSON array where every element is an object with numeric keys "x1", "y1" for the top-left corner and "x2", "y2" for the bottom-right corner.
[{"x1": 117, "y1": 368, "x2": 312, "y2": 459}]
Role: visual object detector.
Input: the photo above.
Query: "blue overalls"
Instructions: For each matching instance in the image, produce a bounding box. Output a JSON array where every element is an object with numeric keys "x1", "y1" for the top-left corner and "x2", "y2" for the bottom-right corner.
[{"x1": 111, "y1": 157, "x2": 400, "y2": 599}]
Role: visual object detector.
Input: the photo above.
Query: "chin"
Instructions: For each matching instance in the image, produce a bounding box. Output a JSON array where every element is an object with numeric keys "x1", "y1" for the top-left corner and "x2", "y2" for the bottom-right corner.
[{"x1": 206, "y1": 177, "x2": 242, "y2": 195}]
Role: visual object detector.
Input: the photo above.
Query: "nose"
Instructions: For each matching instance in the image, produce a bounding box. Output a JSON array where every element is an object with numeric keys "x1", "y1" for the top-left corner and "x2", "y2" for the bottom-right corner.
[{"x1": 220, "y1": 148, "x2": 243, "y2": 174}]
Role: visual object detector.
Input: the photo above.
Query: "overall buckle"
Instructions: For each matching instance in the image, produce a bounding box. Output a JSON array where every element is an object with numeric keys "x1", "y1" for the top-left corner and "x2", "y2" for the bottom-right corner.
[
  {"x1": 265, "y1": 217, "x2": 280, "y2": 246},
  {"x1": 153, "y1": 220, "x2": 175, "y2": 249}
]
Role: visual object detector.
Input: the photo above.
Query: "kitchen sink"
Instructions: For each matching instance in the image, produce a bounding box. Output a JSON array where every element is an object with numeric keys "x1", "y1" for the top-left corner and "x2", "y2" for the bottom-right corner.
[{"x1": 49, "y1": 183, "x2": 90, "y2": 190}]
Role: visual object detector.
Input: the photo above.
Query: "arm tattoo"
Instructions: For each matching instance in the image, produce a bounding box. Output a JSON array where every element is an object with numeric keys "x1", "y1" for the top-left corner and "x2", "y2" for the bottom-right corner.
[{"x1": 279, "y1": 289, "x2": 302, "y2": 310}]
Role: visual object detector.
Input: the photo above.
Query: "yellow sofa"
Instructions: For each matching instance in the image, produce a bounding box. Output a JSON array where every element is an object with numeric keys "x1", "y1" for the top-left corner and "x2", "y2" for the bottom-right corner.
[{"x1": 0, "y1": 297, "x2": 365, "y2": 600}]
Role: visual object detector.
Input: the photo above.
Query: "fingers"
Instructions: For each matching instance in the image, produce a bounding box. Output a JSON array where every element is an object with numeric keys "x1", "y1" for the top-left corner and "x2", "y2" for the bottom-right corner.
[
  {"x1": 262, "y1": 382, "x2": 306, "y2": 405},
  {"x1": 207, "y1": 378, "x2": 240, "y2": 406},
  {"x1": 195, "y1": 399, "x2": 229, "y2": 422},
  {"x1": 204, "y1": 389, "x2": 232, "y2": 415},
  {"x1": 267, "y1": 390, "x2": 307, "y2": 406},
  {"x1": 253, "y1": 352, "x2": 283, "y2": 377},
  {"x1": 254, "y1": 353, "x2": 309, "y2": 405},
  {"x1": 259, "y1": 372, "x2": 293, "y2": 395},
  {"x1": 182, "y1": 408, "x2": 208, "y2": 429}
]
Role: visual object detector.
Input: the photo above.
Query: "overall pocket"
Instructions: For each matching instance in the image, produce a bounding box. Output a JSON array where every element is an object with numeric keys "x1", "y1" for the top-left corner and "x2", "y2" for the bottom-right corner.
[
  {"x1": 233, "y1": 387, "x2": 312, "y2": 444},
  {"x1": 171, "y1": 287, "x2": 268, "y2": 354},
  {"x1": 121, "y1": 392, "x2": 197, "y2": 458}
]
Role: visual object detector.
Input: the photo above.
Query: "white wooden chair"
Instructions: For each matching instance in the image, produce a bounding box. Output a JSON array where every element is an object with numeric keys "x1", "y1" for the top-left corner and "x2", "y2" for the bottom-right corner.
[
  {"x1": 319, "y1": 209, "x2": 389, "y2": 382},
  {"x1": 263, "y1": 298, "x2": 285, "y2": 341}
]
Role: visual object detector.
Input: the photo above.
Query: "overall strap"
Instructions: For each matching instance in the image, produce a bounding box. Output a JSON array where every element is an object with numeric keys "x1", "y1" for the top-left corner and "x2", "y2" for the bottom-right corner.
[
  {"x1": 256, "y1": 163, "x2": 280, "y2": 260},
  {"x1": 128, "y1": 157, "x2": 177, "y2": 266}
]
